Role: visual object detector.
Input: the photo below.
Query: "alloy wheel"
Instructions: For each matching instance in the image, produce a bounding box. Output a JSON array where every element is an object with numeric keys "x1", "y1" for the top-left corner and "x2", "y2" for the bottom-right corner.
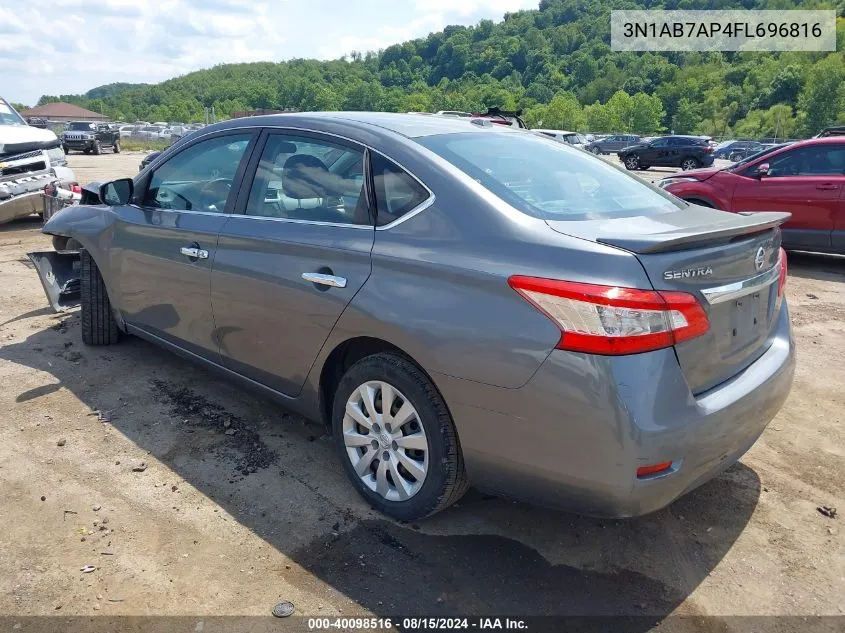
[
  {"x1": 681, "y1": 159, "x2": 698, "y2": 170},
  {"x1": 624, "y1": 155, "x2": 639, "y2": 170},
  {"x1": 342, "y1": 380, "x2": 429, "y2": 502}
]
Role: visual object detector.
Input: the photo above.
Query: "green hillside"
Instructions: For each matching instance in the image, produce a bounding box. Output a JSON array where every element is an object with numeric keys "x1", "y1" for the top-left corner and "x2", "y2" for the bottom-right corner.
[{"x1": 38, "y1": 0, "x2": 845, "y2": 137}]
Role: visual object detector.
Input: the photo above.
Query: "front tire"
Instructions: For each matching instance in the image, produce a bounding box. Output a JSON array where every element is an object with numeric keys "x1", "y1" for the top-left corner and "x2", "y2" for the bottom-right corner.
[
  {"x1": 623, "y1": 154, "x2": 640, "y2": 170},
  {"x1": 332, "y1": 353, "x2": 468, "y2": 521},
  {"x1": 113, "y1": 139, "x2": 120, "y2": 153},
  {"x1": 93, "y1": 141, "x2": 101, "y2": 155},
  {"x1": 80, "y1": 250, "x2": 120, "y2": 346},
  {"x1": 591, "y1": 146, "x2": 600, "y2": 155}
]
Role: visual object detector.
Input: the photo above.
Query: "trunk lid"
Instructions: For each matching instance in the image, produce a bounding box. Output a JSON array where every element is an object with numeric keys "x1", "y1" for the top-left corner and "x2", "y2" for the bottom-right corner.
[{"x1": 547, "y1": 208, "x2": 789, "y2": 394}]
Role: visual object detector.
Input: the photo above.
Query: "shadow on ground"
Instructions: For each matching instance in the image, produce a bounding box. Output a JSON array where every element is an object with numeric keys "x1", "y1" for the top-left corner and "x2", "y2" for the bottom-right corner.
[
  {"x1": 0, "y1": 314, "x2": 762, "y2": 622},
  {"x1": 786, "y1": 251, "x2": 845, "y2": 283}
]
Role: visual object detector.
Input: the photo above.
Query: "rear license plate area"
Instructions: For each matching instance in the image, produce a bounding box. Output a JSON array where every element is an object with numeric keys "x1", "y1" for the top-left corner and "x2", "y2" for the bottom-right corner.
[{"x1": 729, "y1": 292, "x2": 766, "y2": 349}]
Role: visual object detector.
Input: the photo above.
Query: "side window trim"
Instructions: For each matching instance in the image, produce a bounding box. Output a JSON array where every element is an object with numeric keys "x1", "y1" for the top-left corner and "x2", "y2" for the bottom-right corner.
[
  {"x1": 368, "y1": 149, "x2": 434, "y2": 230},
  {"x1": 232, "y1": 128, "x2": 375, "y2": 228},
  {"x1": 135, "y1": 129, "x2": 259, "y2": 214}
]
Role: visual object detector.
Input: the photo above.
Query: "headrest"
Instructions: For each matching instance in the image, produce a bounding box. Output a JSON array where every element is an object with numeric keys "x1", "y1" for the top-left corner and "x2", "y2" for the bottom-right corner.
[{"x1": 282, "y1": 154, "x2": 330, "y2": 199}]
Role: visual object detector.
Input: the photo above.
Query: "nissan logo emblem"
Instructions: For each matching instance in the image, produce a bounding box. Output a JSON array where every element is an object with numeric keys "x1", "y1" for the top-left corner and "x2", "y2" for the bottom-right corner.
[{"x1": 754, "y1": 246, "x2": 766, "y2": 271}]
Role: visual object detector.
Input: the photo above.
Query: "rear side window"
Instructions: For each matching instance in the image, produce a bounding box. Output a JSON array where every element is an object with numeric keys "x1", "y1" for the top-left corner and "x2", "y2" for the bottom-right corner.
[
  {"x1": 418, "y1": 132, "x2": 682, "y2": 221},
  {"x1": 370, "y1": 153, "x2": 430, "y2": 227}
]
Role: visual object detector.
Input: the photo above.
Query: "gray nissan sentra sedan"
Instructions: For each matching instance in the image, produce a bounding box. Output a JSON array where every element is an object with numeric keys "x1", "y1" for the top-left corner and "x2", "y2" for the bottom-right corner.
[{"x1": 29, "y1": 112, "x2": 795, "y2": 520}]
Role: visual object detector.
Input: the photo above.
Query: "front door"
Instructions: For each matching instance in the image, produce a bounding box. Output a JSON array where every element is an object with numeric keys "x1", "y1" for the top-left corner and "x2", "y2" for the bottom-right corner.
[
  {"x1": 211, "y1": 130, "x2": 374, "y2": 396},
  {"x1": 732, "y1": 143, "x2": 845, "y2": 250},
  {"x1": 112, "y1": 131, "x2": 256, "y2": 360}
]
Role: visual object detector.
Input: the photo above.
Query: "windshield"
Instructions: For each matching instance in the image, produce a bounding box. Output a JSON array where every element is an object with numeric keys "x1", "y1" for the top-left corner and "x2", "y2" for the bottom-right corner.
[
  {"x1": 726, "y1": 143, "x2": 791, "y2": 170},
  {"x1": 418, "y1": 132, "x2": 683, "y2": 220},
  {"x1": 0, "y1": 99, "x2": 26, "y2": 126},
  {"x1": 68, "y1": 121, "x2": 96, "y2": 131}
]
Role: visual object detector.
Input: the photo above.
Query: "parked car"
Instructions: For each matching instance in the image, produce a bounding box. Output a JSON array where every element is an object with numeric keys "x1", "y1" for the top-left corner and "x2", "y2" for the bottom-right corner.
[
  {"x1": 470, "y1": 107, "x2": 527, "y2": 128},
  {"x1": 584, "y1": 134, "x2": 641, "y2": 155},
  {"x1": 532, "y1": 129, "x2": 587, "y2": 149},
  {"x1": 618, "y1": 135, "x2": 715, "y2": 171},
  {"x1": 712, "y1": 140, "x2": 761, "y2": 160},
  {"x1": 29, "y1": 112, "x2": 794, "y2": 520},
  {"x1": 0, "y1": 97, "x2": 75, "y2": 224},
  {"x1": 814, "y1": 126, "x2": 845, "y2": 138},
  {"x1": 659, "y1": 137, "x2": 845, "y2": 254},
  {"x1": 138, "y1": 151, "x2": 162, "y2": 171},
  {"x1": 61, "y1": 121, "x2": 120, "y2": 154},
  {"x1": 137, "y1": 125, "x2": 168, "y2": 140},
  {"x1": 118, "y1": 125, "x2": 136, "y2": 138}
]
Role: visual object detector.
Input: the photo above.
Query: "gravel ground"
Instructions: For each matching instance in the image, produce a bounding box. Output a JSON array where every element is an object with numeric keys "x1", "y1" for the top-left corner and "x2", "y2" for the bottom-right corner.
[{"x1": 0, "y1": 152, "x2": 842, "y2": 626}]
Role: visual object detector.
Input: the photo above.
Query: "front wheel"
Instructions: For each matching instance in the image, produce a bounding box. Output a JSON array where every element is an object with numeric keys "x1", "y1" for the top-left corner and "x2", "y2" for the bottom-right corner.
[
  {"x1": 332, "y1": 353, "x2": 468, "y2": 521},
  {"x1": 591, "y1": 146, "x2": 600, "y2": 155},
  {"x1": 681, "y1": 157, "x2": 700, "y2": 171},
  {"x1": 113, "y1": 139, "x2": 120, "y2": 153},
  {"x1": 623, "y1": 154, "x2": 640, "y2": 170},
  {"x1": 80, "y1": 250, "x2": 120, "y2": 346},
  {"x1": 93, "y1": 141, "x2": 101, "y2": 155}
]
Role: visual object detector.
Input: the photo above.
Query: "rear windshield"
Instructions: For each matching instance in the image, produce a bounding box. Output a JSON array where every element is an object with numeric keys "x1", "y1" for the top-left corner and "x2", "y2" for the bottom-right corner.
[{"x1": 418, "y1": 132, "x2": 682, "y2": 220}]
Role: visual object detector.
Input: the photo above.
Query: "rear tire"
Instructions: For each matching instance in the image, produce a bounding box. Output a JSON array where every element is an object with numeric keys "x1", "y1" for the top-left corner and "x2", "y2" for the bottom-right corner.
[
  {"x1": 80, "y1": 250, "x2": 120, "y2": 346},
  {"x1": 113, "y1": 140, "x2": 120, "y2": 153},
  {"x1": 332, "y1": 353, "x2": 468, "y2": 521}
]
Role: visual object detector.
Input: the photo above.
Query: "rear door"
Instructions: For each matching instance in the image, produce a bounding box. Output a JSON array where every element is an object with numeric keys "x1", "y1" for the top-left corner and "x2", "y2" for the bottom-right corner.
[
  {"x1": 731, "y1": 143, "x2": 845, "y2": 249},
  {"x1": 112, "y1": 130, "x2": 257, "y2": 359},
  {"x1": 210, "y1": 130, "x2": 374, "y2": 396}
]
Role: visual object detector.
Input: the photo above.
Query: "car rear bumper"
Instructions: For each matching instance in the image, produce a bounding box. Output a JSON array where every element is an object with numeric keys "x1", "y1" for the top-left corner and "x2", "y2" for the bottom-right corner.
[{"x1": 436, "y1": 301, "x2": 795, "y2": 517}]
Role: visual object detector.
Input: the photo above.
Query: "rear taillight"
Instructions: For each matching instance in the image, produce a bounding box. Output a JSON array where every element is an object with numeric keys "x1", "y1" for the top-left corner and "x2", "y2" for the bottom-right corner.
[
  {"x1": 508, "y1": 276, "x2": 710, "y2": 355},
  {"x1": 777, "y1": 247, "x2": 787, "y2": 297},
  {"x1": 703, "y1": 146, "x2": 713, "y2": 153}
]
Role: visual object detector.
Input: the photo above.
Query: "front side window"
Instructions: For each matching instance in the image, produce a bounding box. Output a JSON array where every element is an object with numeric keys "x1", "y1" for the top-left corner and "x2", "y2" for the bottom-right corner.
[
  {"x1": 418, "y1": 132, "x2": 682, "y2": 221},
  {"x1": 650, "y1": 138, "x2": 670, "y2": 147},
  {"x1": 371, "y1": 153, "x2": 430, "y2": 227},
  {"x1": 766, "y1": 145, "x2": 845, "y2": 177},
  {"x1": 245, "y1": 133, "x2": 368, "y2": 225},
  {"x1": 142, "y1": 134, "x2": 252, "y2": 213}
]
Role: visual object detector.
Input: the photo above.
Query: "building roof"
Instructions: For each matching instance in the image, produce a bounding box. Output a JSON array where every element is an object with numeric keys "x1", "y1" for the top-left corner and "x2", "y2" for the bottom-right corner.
[{"x1": 20, "y1": 102, "x2": 107, "y2": 120}]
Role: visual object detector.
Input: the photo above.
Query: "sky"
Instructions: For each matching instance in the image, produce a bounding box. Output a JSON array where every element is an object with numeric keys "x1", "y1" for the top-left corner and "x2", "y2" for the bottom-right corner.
[{"x1": 2, "y1": 0, "x2": 539, "y2": 107}]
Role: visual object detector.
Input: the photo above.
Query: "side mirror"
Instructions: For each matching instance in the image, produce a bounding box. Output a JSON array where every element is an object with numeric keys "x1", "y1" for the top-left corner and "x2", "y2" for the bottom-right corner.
[
  {"x1": 99, "y1": 178, "x2": 134, "y2": 206},
  {"x1": 755, "y1": 163, "x2": 770, "y2": 177}
]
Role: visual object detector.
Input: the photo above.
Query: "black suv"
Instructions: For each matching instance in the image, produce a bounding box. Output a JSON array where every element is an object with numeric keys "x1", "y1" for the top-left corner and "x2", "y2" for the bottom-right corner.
[
  {"x1": 617, "y1": 135, "x2": 714, "y2": 171},
  {"x1": 62, "y1": 121, "x2": 121, "y2": 154}
]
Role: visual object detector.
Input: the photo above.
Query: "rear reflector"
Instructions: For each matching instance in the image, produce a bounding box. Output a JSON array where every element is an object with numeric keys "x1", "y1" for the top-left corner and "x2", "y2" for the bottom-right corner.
[
  {"x1": 636, "y1": 462, "x2": 673, "y2": 478},
  {"x1": 508, "y1": 276, "x2": 710, "y2": 355},
  {"x1": 777, "y1": 247, "x2": 787, "y2": 297}
]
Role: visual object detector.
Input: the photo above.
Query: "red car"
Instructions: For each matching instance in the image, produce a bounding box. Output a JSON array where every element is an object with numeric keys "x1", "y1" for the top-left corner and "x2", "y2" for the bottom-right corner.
[{"x1": 660, "y1": 137, "x2": 845, "y2": 254}]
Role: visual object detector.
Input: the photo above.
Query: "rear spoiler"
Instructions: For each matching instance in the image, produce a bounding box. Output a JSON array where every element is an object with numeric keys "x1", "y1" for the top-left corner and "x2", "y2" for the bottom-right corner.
[{"x1": 596, "y1": 211, "x2": 791, "y2": 254}]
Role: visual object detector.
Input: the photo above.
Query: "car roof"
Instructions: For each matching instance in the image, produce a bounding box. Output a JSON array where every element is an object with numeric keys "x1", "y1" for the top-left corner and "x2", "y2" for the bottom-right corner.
[{"x1": 206, "y1": 111, "x2": 521, "y2": 139}]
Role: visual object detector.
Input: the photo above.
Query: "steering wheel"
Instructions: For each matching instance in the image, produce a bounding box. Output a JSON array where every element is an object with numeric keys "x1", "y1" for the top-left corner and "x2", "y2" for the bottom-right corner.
[{"x1": 198, "y1": 179, "x2": 231, "y2": 211}]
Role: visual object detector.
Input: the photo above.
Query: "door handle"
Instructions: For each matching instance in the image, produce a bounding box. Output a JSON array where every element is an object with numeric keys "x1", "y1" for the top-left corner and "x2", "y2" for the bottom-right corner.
[
  {"x1": 180, "y1": 246, "x2": 209, "y2": 259},
  {"x1": 302, "y1": 272, "x2": 347, "y2": 288},
  {"x1": 816, "y1": 183, "x2": 839, "y2": 190}
]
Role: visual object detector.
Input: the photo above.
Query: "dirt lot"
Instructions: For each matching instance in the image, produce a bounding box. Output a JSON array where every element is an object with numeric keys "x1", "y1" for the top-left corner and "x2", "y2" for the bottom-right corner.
[{"x1": 0, "y1": 152, "x2": 843, "y2": 626}]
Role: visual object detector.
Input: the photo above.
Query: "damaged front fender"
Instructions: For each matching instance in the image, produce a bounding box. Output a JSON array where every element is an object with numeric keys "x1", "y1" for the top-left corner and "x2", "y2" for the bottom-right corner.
[{"x1": 27, "y1": 250, "x2": 81, "y2": 312}]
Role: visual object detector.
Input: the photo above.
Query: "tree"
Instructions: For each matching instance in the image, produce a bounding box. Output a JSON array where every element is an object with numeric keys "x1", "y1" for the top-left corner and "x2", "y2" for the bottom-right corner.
[
  {"x1": 672, "y1": 98, "x2": 701, "y2": 134},
  {"x1": 798, "y1": 56, "x2": 845, "y2": 136}
]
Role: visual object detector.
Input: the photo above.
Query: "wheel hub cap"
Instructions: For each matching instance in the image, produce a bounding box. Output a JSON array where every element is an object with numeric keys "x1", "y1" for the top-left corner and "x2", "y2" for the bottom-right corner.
[{"x1": 342, "y1": 380, "x2": 429, "y2": 502}]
